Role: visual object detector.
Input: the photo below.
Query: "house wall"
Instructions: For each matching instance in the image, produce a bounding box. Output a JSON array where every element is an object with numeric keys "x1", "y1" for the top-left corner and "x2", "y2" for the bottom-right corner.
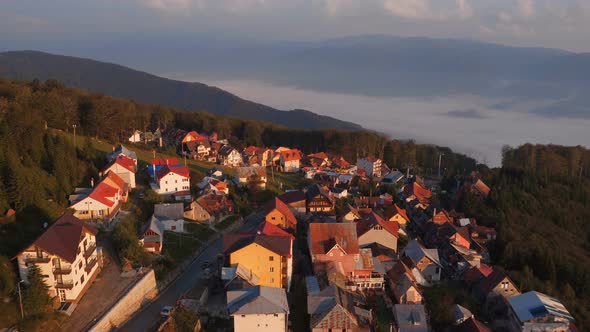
[
  {"x1": 158, "y1": 173, "x2": 190, "y2": 194},
  {"x1": 71, "y1": 198, "x2": 111, "y2": 220},
  {"x1": 265, "y1": 209, "x2": 289, "y2": 229},
  {"x1": 233, "y1": 313, "x2": 287, "y2": 332},
  {"x1": 490, "y1": 278, "x2": 520, "y2": 299},
  {"x1": 184, "y1": 202, "x2": 212, "y2": 223},
  {"x1": 417, "y1": 259, "x2": 441, "y2": 283},
  {"x1": 230, "y1": 244, "x2": 284, "y2": 288},
  {"x1": 160, "y1": 219, "x2": 184, "y2": 233},
  {"x1": 389, "y1": 214, "x2": 407, "y2": 226},
  {"x1": 282, "y1": 159, "x2": 300, "y2": 173},
  {"x1": 106, "y1": 164, "x2": 136, "y2": 188},
  {"x1": 358, "y1": 229, "x2": 398, "y2": 251},
  {"x1": 88, "y1": 270, "x2": 158, "y2": 332},
  {"x1": 17, "y1": 232, "x2": 99, "y2": 302}
]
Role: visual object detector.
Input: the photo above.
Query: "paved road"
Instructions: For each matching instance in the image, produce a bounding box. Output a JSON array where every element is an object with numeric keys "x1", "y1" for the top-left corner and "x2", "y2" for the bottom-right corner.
[
  {"x1": 118, "y1": 214, "x2": 260, "y2": 331},
  {"x1": 118, "y1": 239, "x2": 222, "y2": 332}
]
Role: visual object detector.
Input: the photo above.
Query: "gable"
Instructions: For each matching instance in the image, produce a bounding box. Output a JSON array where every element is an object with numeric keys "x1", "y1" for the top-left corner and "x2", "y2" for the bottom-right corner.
[
  {"x1": 231, "y1": 242, "x2": 280, "y2": 259},
  {"x1": 313, "y1": 304, "x2": 358, "y2": 329},
  {"x1": 326, "y1": 243, "x2": 347, "y2": 257}
]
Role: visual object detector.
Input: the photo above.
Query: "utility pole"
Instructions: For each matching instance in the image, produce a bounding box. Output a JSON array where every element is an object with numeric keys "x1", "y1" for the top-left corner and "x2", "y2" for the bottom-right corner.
[
  {"x1": 72, "y1": 124, "x2": 77, "y2": 148},
  {"x1": 17, "y1": 280, "x2": 24, "y2": 319},
  {"x1": 438, "y1": 153, "x2": 444, "y2": 178}
]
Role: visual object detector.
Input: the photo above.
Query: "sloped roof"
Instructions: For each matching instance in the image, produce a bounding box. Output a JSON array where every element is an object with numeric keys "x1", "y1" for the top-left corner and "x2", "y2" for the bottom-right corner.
[
  {"x1": 254, "y1": 221, "x2": 295, "y2": 240},
  {"x1": 182, "y1": 131, "x2": 201, "y2": 143},
  {"x1": 20, "y1": 214, "x2": 97, "y2": 263},
  {"x1": 454, "y1": 317, "x2": 491, "y2": 332},
  {"x1": 103, "y1": 171, "x2": 127, "y2": 190},
  {"x1": 218, "y1": 145, "x2": 238, "y2": 156},
  {"x1": 309, "y1": 223, "x2": 359, "y2": 255},
  {"x1": 263, "y1": 197, "x2": 297, "y2": 226},
  {"x1": 223, "y1": 233, "x2": 292, "y2": 257},
  {"x1": 280, "y1": 149, "x2": 301, "y2": 161},
  {"x1": 394, "y1": 304, "x2": 428, "y2": 332},
  {"x1": 306, "y1": 184, "x2": 332, "y2": 202},
  {"x1": 156, "y1": 164, "x2": 190, "y2": 179},
  {"x1": 103, "y1": 155, "x2": 136, "y2": 174},
  {"x1": 88, "y1": 181, "x2": 119, "y2": 207},
  {"x1": 278, "y1": 190, "x2": 306, "y2": 204},
  {"x1": 227, "y1": 285, "x2": 289, "y2": 315},
  {"x1": 507, "y1": 291, "x2": 574, "y2": 323},
  {"x1": 473, "y1": 269, "x2": 513, "y2": 295},
  {"x1": 236, "y1": 166, "x2": 267, "y2": 179},
  {"x1": 154, "y1": 203, "x2": 184, "y2": 221},
  {"x1": 152, "y1": 158, "x2": 180, "y2": 166},
  {"x1": 356, "y1": 212, "x2": 399, "y2": 238},
  {"x1": 307, "y1": 285, "x2": 360, "y2": 329},
  {"x1": 463, "y1": 264, "x2": 493, "y2": 285},
  {"x1": 109, "y1": 144, "x2": 137, "y2": 161},
  {"x1": 403, "y1": 240, "x2": 441, "y2": 267},
  {"x1": 473, "y1": 179, "x2": 491, "y2": 196}
]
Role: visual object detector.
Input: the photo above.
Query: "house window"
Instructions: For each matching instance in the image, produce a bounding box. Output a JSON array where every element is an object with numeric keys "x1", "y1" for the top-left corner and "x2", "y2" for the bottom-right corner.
[
  {"x1": 272, "y1": 216, "x2": 276, "y2": 220},
  {"x1": 80, "y1": 275, "x2": 85, "y2": 284},
  {"x1": 79, "y1": 262, "x2": 83, "y2": 269},
  {"x1": 270, "y1": 278, "x2": 274, "y2": 283},
  {"x1": 269, "y1": 256, "x2": 274, "y2": 261},
  {"x1": 165, "y1": 181, "x2": 168, "y2": 184},
  {"x1": 329, "y1": 252, "x2": 333, "y2": 256},
  {"x1": 270, "y1": 267, "x2": 274, "y2": 272},
  {"x1": 171, "y1": 226, "x2": 176, "y2": 231},
  {"x1": 175, "y1": 180, "x2": 178, "y2": 183}
]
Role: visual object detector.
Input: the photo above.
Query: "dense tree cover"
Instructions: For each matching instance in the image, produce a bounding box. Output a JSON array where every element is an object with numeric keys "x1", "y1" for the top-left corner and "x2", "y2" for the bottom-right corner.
[{"x1": 471, "y1": 144, "x2": 590, "y2": 330}]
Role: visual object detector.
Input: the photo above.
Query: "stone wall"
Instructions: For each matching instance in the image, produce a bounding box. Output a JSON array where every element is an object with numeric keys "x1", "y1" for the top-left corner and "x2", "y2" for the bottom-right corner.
[{"x1": 88, "y1": 269, "x2": 158, "y2": 332}]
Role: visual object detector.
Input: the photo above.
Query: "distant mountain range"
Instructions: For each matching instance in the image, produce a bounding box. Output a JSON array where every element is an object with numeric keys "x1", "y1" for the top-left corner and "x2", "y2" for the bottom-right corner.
[{"x1": 0, "y1": 50, "x2": 363, "y2": 131}]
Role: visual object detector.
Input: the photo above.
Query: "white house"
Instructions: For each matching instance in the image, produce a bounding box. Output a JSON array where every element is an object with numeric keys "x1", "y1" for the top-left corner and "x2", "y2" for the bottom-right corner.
[
  {"x1": 227, "y1": 285, "x2": 289, "y2": 332},
  {"x1": 357, "y1": 157, "x2": 382, "y2": 177},
  {"x1": 128, "y1": 130, "x2": 142, "y2": 143},
  {"x1": 356, "y1": 212, "x2": 399, "y2": 251},
  {"x1": 151, "y1": 164, "x2": 190, "y2": 196},
  {"x1": 402, "y1": 240, "x2": 442, "y2": 284},
  {"x1": 218, "y1": 146, "x2": 243, "y2": 167},
  {"x1": 141, "y1": 203, "x2": 185, "y2": 253},
  {"x1": 69, "y1": 172, "x2": 127, "y2": 222},
  {"x1": 102, "y1": 155, "x2": 136, "y2": 188},
  {"x1": 279, "y1": 150, "x2": 300, "y2": 173},
  {"x1": 15, "y1": 214, "x2": 100, "y2": 304}
]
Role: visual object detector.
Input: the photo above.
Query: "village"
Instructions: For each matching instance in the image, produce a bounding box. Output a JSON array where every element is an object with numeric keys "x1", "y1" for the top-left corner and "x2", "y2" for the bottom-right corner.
[{"x1": 12, "y1": 128, "x2": 579, "y2": 332}]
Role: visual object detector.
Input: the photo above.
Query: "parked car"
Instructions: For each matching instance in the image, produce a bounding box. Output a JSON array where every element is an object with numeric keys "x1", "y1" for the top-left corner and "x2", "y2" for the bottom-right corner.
[{"x1": 160, "y1": 305, "x2": 174, "y2": 318}]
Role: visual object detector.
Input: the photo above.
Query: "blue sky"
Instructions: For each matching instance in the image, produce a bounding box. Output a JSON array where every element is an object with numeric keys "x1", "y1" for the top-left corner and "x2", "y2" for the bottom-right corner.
[{"x1": 2, "y1": 0, "x2": 590, "y2": 52}]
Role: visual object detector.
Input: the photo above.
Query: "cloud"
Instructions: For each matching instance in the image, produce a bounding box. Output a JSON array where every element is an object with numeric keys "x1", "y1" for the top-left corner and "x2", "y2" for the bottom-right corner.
[
  {"x1": 446, "y1": 109, "x2": 488, "y2": 119},
  {"x1": 381, "y1": 0, "x2": 473, "y2": 20},
  {"x1": 518, "y1": 0, "x2": 535, "y2": 18}
]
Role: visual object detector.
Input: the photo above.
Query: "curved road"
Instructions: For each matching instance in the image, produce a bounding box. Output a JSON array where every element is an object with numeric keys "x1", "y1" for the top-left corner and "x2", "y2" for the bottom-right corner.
[{"x1": 118, "y1": 239, "x2": 222, "y2": 331}]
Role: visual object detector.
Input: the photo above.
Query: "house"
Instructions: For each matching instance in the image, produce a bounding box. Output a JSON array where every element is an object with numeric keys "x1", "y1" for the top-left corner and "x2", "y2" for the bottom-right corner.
[
  {"x1": 184, "y1": 193, "x2": 233, "y2": 224},
  {"x1": 277, "y1": 190, "x2": 307, "y2": 217},
  {"x1": 403, "y1": 181, "x2": 432, "y2": 205},
  {"x1": 198, "y1": 177, "x2": 229, "y2": 195},
  {"x1": 463, "y1": 264, "x2": 493, "y2": 286},
  {"x1": 141, "y1": 203, "x2": 185, "y2": 253},
  {"x1": 181, "y1": 131, "x2": 203, "y2": 144},
  {"x1": 472, "y1": 269, "x2": 520, "y2": 306},
  {"x1": 341, "y1": 204, "x2": 362, "y2": 223},
  {"x1": 184, "y1": 139, "x2": 211, "y2": 160},
  {"x1": 328, "y1": 187, "x2": 348, "y2": 199},
  {"x1": 279, "y1": 149, "x2": 301, "y2": 173},
  {"x1": 385, "y1": 204, "x2": 410, "y2": 229},
  {"x1": 393, "y1": 304, "x2": 429, "y2": 332},
  {"x1": 507, "y1": 291, "x2": 576, "y2": 332},
  {"x1": 128, "y1": 130, "x2": 142, "y2": 143},
  {"x1": 432, "y1": 209, "x2": 453, "y2": 225},
  {"x1": 262, "y1": 198, "x2": 298, "y2": 233},
  {"x1": 382, "y1": 171, "x2": 405, "y2": 185},
  {"x1": 69, "y1": 172, "x2": 127, "y2": 222},
  {"x1": 387, "y1": 260, "x2": 423, "y2": 304},
  {"x1": 218, "y1": 145, "x2": 243, "y2": 167},
  {"x1": 356, "y1": 212, "x2": 399, "y2": 251},
  {"x1": 307, "y1": 284, "x2": 371, "y2": 332},
  {"x1": 454, "y1": 317, "x2": 491, "y2": 332},
  {"x1": 402, "y1": 240, "x2": 442, "y2": 283},
  {"x1": 15, "y1": 214, "x2": 100, "y2": 304},
  {"x1": 227, "y1": 285, "x2": 289, "y2": 332},
  {"x1": 330, "y1": 155, "x2": 351, "y2": 170},
  {"x1": 357, "y1": 157, "x2": 382, "y2": 177},
  {"x1": 102, "y1": 155, "x2": 136, "y2": 188},
  {"x1": 151, "y1": 162, "x2": 190, "y2": 196},
  {"x1": 244, "y1": 147, "x2": 273, "y2": 167},
  {"x1": 222, "y1": 263, "x2": 260, "y2": 291},
  {"x1": 106, "y1": 144, "x2": 138, "y2": 164},
  {"x1": 452, "y1": 304, "x2": 474, "y2": 325},
  {"x1": 307, "y1": 152, "x2": 330, "y2": 168},
  {"x1": 223, "y1": 232, "x2": 293, "y2": 289},
  {"x1": 236, "y1": 166, "x2": 267, "y2": 189},
  {"x1": 306, "y1": 184, "x2": 335, "y2": 214}
]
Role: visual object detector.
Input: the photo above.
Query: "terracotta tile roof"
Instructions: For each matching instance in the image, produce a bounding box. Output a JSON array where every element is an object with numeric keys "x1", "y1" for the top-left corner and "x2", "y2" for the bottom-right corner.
[
  {"x1": 182, "y1": 131, "x2": 201, "y2": 143},
  {"x1": 152, "y1": 158, "x2": 180, "y2": 166},
  {"x1": 281, "y1": 149, "x2": 301, "y2": 162},
  {"x1": 330, "y1": 156, "x2": 350, "y2": 168},
  {"x1": 309, "y1": 223, "x2": 359, "y2": 255},
  {"x1": 263, "y1": 198, "x2": 297, "y2": 226},
  {"x1": 254, "y1": 221, "x2": 295, "y2": 240},
  {"x1": 156, "y1": 164, "x2": 190, "y2": 179},
  {"x1": 20, "y1": 214, "x2": 97, "y2": 263},
  {"x1": 356, "y1": 212, "x2": 399, "y2": 238}
]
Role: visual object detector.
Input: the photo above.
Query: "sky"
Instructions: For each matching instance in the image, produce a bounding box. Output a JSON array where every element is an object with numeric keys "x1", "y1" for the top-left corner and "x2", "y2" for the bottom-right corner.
[{"x1": 2, "y1": 0, "x2": 590, "y2": 52}]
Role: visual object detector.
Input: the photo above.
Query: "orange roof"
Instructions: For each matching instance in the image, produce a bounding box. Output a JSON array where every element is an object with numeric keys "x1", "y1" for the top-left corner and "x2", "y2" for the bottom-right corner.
[
  {"x1": 309, "y1": 223, "x2": 359, "y2": 255},
  {"x1": 473, "y1": 179, "x2": 491, "y2": 196},
  {"x1": 182, "y1": 131, "x2": 201, "y2": 143},
  {"x1": 281, "y1": 149, "x2": 301, "y2": 162},
  {"x1": 156, "y1": 165, "x2": 190, "y2": 179},
  {"x1": 102, "y1": 171, "x2": 128, "y2": 190},
  {"x1": 413, "y1": 182, "x2": 432, "y2": 202},
  {"x1": 263, "y1": 198, "x2": 297, "y2": 226},
  {"x1": 89, "y1": 182, "x2": 118, "y2": 207}
]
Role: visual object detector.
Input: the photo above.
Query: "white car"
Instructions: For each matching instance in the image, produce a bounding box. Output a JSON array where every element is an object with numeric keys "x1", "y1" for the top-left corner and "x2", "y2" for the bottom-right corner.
[{"x1": 160, "y1": 305, "x2": 174, "y2": 318}]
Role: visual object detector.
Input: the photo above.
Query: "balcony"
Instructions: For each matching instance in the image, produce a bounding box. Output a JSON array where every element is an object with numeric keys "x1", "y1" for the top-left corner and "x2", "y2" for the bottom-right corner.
[
  {"x1": 52, "y1": 266, "x2": 72, "y2": 275},
  {"x1": 55, "y1": 280, "x2": 74, "y2": 289},
  {"x1": 24, "y1": 255, "x2": 50, "y2": 264},
  {"x1": 85, "y1": 258, "x2": 97, "y2": 273},
  {"x1": 83, "y1": 242, "x2": 96, "y2": 258}
]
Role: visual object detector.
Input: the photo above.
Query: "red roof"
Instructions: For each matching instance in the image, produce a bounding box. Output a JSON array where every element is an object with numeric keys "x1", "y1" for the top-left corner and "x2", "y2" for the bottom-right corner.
[
  {"x1": 18, "y1": 214, "x2": 97, "y2": 263},
  {"x1": 89, "y1": 181, "x2": 119, "y2": 207},
  {"x1": 263, "y1": 198, "x2": 297, "y2": 227},
  {"x1": 182, "y1": 131, "x2": 200, "y2": 143},
  {"x1": 394, "y1": 204, "x2": 409, "y2": 221},
  {"x1": 104, "y1": 171, "x2": 127, "y2": 190},
  {"x1": 156, "y1": 165, "x2": 190, "y2": 179},
  {"x1": 463, "y1": 264, "x2": 493, "y2": 285},
  {"x1": 356, "y1": 212, "x2": 399, "y2": 238},
  {"x1": 255, "y1": 221, "x2": 295, "y2": 240},
  {"x1": 281, "y1": 149, "x2": 301, "y2": 162},
  {"x1": 152, "y1": 158, "x2": 180, "y2": 166},
  {"x1": 309, "y1": 223, "x2": 359, "y2": 255},
  {"x1": 411, "y1": 182, "x2": 432, "y2": 203},
  {"x1": 103, "y1": 155, "x2": 135, "y2": 173},
  {"x1": 473, "y1": 179, "x2": 491, "y2": 196}
]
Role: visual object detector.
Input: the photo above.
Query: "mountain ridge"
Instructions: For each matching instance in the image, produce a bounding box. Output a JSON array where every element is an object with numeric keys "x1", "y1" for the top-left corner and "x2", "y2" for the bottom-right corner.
[{"x1": 0, "y1": 50, "x2": 363, "y2": 131}]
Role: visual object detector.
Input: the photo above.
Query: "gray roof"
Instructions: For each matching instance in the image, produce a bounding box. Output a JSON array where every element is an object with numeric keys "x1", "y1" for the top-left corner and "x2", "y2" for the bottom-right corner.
[
  {"x1": 306, "y1": 276, "x2": 321, "y2": 295},
  {"x1": 227, "y1": 286, "x2": 289, "y2": 315},
  {"x1": 108, "y1": 144, "x2": 138, "y2": 161},
  {"x1": 394, "y1": 304, "x2": 428, "y2": 332},
  {"x1": 452, "y1": 304, "x2": 473, "y2": 322},
  {"x1": 307, "y1": 285, "x2": 362, "y2": 329},
  {"x1": 507, "y1": 291, "x2": 574, "y2": 324},
  {"x1": 403, "y1": 240, "x2": 441, "y2": 267},
  {"x1": 153, "y1": 203, "x2": 184, "y2": 221}
]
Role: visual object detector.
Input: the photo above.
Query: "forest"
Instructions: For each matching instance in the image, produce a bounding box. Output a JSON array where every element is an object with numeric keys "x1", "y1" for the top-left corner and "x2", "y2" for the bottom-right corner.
[{"x1": 463, "y1": 144, "x2": 590, "y2": 330}]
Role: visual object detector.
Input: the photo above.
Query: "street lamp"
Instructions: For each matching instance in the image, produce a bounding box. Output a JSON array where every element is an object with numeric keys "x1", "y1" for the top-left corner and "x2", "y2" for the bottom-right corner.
[
  {"x1": 17, "y1": 280, "x2": 25, "y2": 319},
  {"x1": 438, "y1": 153, "x2": 445, "y2": 178},
  {"x1": 72, "y1": 124, "x2": 77, "y2": 148}
]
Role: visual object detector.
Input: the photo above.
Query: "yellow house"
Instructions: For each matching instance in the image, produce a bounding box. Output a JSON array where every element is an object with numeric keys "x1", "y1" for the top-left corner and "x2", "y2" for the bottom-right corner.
[
  {"x1": 388, "y1": 204, "x2": 410, "y2": 226},
  {"x1": 263, "y1": 198, "x2": 298, "y2": 232},
  {"x1": 224, "y1": 233, "x2": 293, "y2": 289}
]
